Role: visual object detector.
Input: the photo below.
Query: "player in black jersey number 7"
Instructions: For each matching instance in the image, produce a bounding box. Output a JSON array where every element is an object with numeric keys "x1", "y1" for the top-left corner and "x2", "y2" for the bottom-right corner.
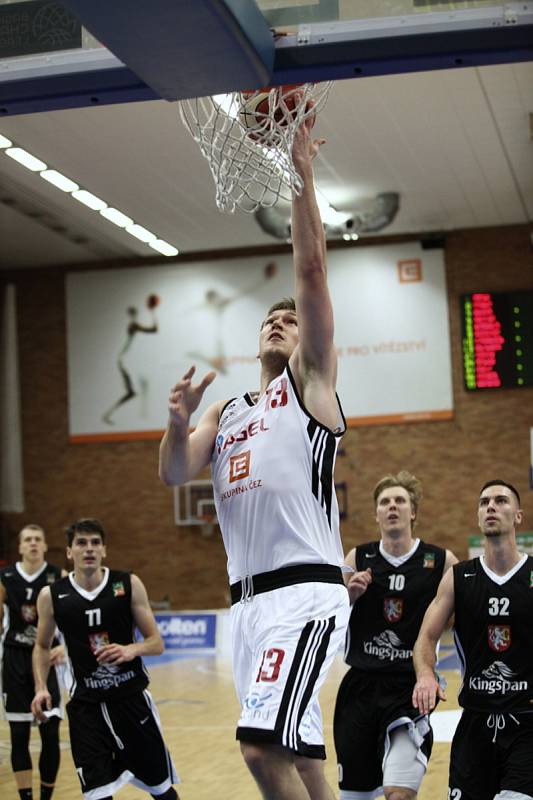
[
  {"x1": 413, "y1": 480, "x2": 533, "y2": 800},
  {"x1": 0, "y1": 524, "x2": 65, "y2": 800},
  {"x1": 31, "y1": 518, "x2": 180, "y2": 800},
  {"x1": 334, "y1": 471, "x2": 457, "y2": 800}
]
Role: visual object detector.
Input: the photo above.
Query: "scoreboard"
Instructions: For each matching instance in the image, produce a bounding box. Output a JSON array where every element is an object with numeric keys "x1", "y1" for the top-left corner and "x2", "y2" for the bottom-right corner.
[{"x1": 461, "y1": 290, "x2": 533, "y2": 390}]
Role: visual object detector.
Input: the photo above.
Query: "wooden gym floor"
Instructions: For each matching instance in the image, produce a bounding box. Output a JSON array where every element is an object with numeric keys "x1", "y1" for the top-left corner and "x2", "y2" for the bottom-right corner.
[{"x1": 0, "y1": 640, "x2": 461, "y2": 799}]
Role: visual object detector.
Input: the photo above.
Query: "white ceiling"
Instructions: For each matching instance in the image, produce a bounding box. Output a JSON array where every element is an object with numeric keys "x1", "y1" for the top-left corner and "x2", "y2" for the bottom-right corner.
[{"x1": 0, "y1": 60, "x2": 532, "y2": 270}]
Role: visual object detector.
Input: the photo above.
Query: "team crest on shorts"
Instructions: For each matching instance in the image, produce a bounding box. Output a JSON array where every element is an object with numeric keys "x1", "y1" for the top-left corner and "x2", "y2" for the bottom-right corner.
[
  {"x1": 21, "y1": 603, "x2": 37, "y2": 623},
  {"x1": 112, "y1": 581, "x2": 125, "y2": 597},
  {"x1": 423, "y1": 552, "x2": 435, "y2": 568},
  {"x1": 488, "y1": 624, "x2": 511, "y2": 652},
  {"x1": 383, "y1": 597, "x2": 403, "y2": 622},
  {"x1": 530, "y1": 570, "x2": 533, "y2": 588}
]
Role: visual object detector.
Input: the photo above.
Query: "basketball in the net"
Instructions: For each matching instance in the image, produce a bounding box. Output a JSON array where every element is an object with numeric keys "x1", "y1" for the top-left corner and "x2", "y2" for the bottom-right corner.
[
  {"x1": 239, "y1": 85, "x2": 303, "y2": 144},
  {"x1": 147, "y1": 293, "x2": 160, "y2": 309}
]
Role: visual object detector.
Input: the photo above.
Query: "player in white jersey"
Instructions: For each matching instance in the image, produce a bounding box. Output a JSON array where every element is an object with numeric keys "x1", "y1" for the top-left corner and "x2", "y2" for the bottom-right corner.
[{"x1": 160, "y1": 111, "x2": 350, "y2": 800}]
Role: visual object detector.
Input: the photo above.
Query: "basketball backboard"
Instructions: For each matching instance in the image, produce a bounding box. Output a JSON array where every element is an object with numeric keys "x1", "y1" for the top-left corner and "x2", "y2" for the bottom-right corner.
[
  {"x1": 0, "y1": 0, "x2": 532, "y2": 115},
  {"x1": 174, "y1": 480, "x2": 219, "y2": 537}
]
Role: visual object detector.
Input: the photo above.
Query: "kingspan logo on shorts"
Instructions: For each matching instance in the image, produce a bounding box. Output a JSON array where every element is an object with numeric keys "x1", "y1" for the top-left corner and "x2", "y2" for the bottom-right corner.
[
  {"x1": 469, "y1": 661, "x2": 528, "y2": 695},
  {"x1": 363, "y1": 630, "x2": 413, "y2": 661}
]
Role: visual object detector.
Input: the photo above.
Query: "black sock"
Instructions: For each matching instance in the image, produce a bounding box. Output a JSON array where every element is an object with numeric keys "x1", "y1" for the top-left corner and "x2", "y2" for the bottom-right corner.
[
  {"x1": 151, "y1": 789, "x2": 177, "y2": 800},
  {"x1": 40, "y1": 786, "x2": 54, "y2": 800},
  {"x1": 18, "y1": 790, "x2": 33, "y2": 800}
]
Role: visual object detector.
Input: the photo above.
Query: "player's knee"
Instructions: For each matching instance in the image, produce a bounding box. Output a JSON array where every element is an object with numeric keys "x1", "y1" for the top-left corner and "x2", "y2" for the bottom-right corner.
[
  {"x1": 295, "y1": 754, "x2": 322, "y2": 777},
  {"x1": 383, "y1": 788, "x2": 417, "y2": 800},
  {"x1": 240, "y1": 741, "x2": 287, "y2": 778},
  {"x1": 9, "y1": 721, "x2": 32, "y2": 772},
  {"x1": 240, "y1": 742, "x2": 267, "y2": 774}
]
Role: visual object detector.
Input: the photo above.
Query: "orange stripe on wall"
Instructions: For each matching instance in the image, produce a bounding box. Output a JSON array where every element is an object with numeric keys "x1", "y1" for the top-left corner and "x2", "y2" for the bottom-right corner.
[
  {"x1": 70, "y1": 410, "x2": 453, "y2": 443},
  {"x1": 346, "y1": 410, "x2": 453, "y2": 427}
]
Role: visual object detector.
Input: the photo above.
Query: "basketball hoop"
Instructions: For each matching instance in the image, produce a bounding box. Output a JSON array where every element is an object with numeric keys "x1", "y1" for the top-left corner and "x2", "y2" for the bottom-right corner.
[{"x1": 179, "y1": 82, "x2": 331, "y2": 214}]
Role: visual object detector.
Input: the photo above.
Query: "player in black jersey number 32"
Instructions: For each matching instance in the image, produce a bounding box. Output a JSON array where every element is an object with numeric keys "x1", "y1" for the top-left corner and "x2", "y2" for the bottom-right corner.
[
  {"x1": 413, "y1": 480, "x2": 533, "y2": 800},
  {"x1": 31, "y1": 518, "x2": 180, "y2": 800}
]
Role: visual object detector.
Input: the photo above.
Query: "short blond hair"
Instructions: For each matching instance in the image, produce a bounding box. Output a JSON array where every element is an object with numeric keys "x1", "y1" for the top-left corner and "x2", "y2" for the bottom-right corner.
[
  {"x1": 18, "y1": 523, "x2": 45, "y2": 544},
  {"x1": 373, "y1": 471, "x2": 423, "y2": 528}
]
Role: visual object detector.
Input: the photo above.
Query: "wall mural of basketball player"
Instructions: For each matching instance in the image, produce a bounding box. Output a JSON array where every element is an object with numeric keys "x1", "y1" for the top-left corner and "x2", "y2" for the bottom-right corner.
[
  {"x1": 102, "y1": 294, "x2": 160, "y2": 425},
  {"x1": 186, "y1": 261, "x2": 277, "y2": 374}
]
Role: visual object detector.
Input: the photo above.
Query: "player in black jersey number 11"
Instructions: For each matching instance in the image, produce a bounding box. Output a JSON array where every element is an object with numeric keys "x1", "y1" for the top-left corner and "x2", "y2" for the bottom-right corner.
[{"x1": 31, "y1": 518, "x2": 180, "y2": 800}]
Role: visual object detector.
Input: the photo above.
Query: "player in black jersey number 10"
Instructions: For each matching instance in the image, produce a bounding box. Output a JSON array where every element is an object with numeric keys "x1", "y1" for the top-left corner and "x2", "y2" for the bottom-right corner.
[
  {"x1": 334, "y1": 471, "x2": 458, "y2": 800},
  {"x1": 413, "y1": 480, "x2": 533, "y2": 800},
  {"x1": 31, "y1": 518, "x2": 180, "y2": 800}
]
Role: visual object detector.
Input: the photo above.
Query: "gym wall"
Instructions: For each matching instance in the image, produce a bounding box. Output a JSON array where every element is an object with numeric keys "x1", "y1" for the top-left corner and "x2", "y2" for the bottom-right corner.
[{"x1": 1, "y1": 223, "x2": 532, "y2": 609}]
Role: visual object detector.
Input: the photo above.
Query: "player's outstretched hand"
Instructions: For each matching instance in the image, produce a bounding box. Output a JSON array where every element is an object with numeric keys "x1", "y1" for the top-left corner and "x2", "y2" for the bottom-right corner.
[
  {"x1": 346, "y1": 568, "x2": 372, "y2": 603},
  {"x1": 95, "y1": 642, "x2": 136, "y2": 665},
  {"x1": 292, "y1": 101, "x2": 325, "y2": 168},
  {"x1": 412, "y1": 672, "x2": 446, "y2": 715},
  {"x1": 168, "y1": 366, "x2": 216, "y2": 431},
  {"x1": 31, "y1": 689, "x2": 52, "y2": 722}
]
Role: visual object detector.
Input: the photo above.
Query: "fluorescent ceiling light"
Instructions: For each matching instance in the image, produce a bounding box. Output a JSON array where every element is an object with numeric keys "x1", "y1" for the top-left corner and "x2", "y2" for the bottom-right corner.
[
  {"x1": 149, "y1": 239, "x2": 179, "y2": 257},
  {"x1": 6, "y1": 147, "x2": 47, "y2": 172},
  {"x1": 72, "y1": 189, "x2": 107, "y2": 211},
  {"x1": 2, "y1": 136, "x2": 180, "y2": 253},
  {"x1": 100, "y1": 207, "x2": 133, "y2": 228},
  {"x1": 40, "y1": 169, "x2": 79, "y2": 192},
  {"x1": 126, "y1": 224, "x2": 156, "y2": 243}
]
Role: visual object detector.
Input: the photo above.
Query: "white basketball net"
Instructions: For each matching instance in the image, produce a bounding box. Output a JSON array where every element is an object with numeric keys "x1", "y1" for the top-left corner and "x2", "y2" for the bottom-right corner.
[{"x1": 179, "y1": 82, "x2": 331, "y2": 214}]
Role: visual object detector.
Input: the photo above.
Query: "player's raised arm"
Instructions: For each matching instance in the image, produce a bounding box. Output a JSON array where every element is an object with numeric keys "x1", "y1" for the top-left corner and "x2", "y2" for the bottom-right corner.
[
  {"x1": 412, "y1": 567, "x2": 455, "y2": 714},
  {"x1": 159, "y1": 365, "x2": 220, "y2": 485},
  {"x1": 290, "y1": 113, "x2": 335, "y2": 386},
  {"x1": 31, "y1": 587, "x2": 58, "y2": 721}
]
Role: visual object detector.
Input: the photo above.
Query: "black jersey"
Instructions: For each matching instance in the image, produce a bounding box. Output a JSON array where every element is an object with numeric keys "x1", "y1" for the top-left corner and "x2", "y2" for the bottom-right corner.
[
  {"x1": 345, "y1": 540, "x2": 446, "y2": 674},
  {"x1": 1, "y1": 562, "x2": 62, "y2": 649},
  {"x1": 50, "y1": 568, "x2": 149, "y2": 702},
  {"x1": 454, "y1": 555, "x2": 533, "y2": 713}
]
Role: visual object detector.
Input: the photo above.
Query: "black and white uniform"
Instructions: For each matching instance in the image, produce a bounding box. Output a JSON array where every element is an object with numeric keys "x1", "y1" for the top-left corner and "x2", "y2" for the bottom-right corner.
[
  {"x1": 1, "y1": 562, "x2": 62, "y2": 721},
  {"x1": 212, "y1": 366, "x2": 350, "y2": 757},
  {"x1": 449, "y1": 555, "x2": 533, "y2": 800},
  {"x1": 50, "y1": 568, "x2": 178, "y2": 798},
  {"x1": 334, "y1": 539, "x2": 446, "y2": 796}
]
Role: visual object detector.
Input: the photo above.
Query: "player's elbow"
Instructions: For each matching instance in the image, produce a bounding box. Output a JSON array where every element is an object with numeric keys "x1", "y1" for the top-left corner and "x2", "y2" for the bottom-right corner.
[
  {"x1": 159, "y1": 462, "x2": 179, "y2": 487},
  {"x1": 153, "y1": 635, "x2": 164, "y2": 655}
]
